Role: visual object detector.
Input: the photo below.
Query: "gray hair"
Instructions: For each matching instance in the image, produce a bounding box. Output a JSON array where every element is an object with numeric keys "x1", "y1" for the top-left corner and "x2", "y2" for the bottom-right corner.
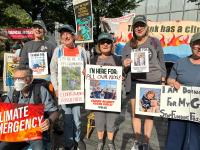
[{"x1": 15, "y1": 65, "x2": 33, "y2": 78}]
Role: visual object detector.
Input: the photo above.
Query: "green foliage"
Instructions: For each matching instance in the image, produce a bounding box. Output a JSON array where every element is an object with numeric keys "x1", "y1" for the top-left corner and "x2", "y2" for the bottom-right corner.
[{"x1": 187, "y1": 0, "x2": 200, "y2": 5}]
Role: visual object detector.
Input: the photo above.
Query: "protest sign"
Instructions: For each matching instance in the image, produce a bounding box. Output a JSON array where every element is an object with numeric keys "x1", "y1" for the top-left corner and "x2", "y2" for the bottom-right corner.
[
  {"x1": 58, "y1": 56, "x2": 84, "y2": 105},
  {"x1": 101, "y1": 17, "x2": 199, "y2": 61},
  {"x1": 160, "y1": 85, "x2": 200, "y2": 123},
  {"x1": 0, "y1": 103, "x2": 44, "y2": 142},
  {"x1": 131, "y1": 48, "x2": 149, "y2": 73},
  {"x1": 135, "y1": 84, "x2": 161, "y2": 117},
  {"x1": 28, "y1": 52, "x2": 48, "y2": 76},
  {"x1": 73, "y1": 0, "x2": 93, "y2": 43},
  {"x1": 3, "y1": 53, "x2": 19, "y2": 92},
  {"x1": 136, "y1": 84, "x2": 200, "y2": 123},
  {"x1": 85, "y1": 65, "x2": 122, "y2": 112}
]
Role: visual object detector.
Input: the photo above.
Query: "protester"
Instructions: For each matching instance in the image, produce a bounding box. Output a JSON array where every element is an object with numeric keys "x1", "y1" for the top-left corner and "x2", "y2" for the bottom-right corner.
[
  {"x1": 0, "y1": 66, "x2": 59, "y2": 150},
  {"x1": 90, "y1": 32, "x2": 122, "y2": 150},
  {"x1": 19, "y1": 20, "x2": 56, "y2": 80},
  {"x1": 122, "y1": 15, "x2": 166, "y2": 150},
  {"x1": 50, "y1": 24, "x2": 87, "y2": 150},
  {"x1": 165, "y1": 33, "x2": 200, "y2": 150}
]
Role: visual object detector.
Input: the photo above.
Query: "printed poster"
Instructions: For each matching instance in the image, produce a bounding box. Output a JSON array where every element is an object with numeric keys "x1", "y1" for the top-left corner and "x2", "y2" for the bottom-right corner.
[
  {"x1": 0, "y1": 103, "x2": 44, "y2": 142},
  {"x1": 28, "y1": 52, "x2": 48, "y2": 76},
  {"x1": 136, "y1": 84, "x2": 200, "y2": 123},
  {"x1": 131, "y1": 48, "x2": 149, "y2": 73},
  {"x1": 85, "y1": 65, "x2": 122, "y2": 112},
  {"x1": 58, "y1": 57, "x2": 84, "y2": 105},
  {"x1": 3, "y1": 53, "x2": 19, "y2": 92},
  {"x1": 135, "y1": 84, "x2": 161, "y2": 117},
  {"x1": 73, "y1": 0, "x2": 93, "y2": 43}
]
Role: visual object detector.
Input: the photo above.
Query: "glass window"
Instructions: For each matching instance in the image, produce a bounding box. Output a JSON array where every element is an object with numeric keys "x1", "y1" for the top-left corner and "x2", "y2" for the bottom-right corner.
[
  {"x1": 147, "y1": 14, "x2": 157, "y2": 21},
  {"x1": 147, "y1": 0, "x2": 159, "y2": 14},
  {"x1": 134, "y1": 0, "x2": 146, "y2": 14},
  {"x1": 171, "y1": 12, "x2": 183, "y2": 21},
  {"x1": 158, "y1": 13, "x2": 170, "y2": 21},
  {"x1": 185, "y1": 1, "x2": 198, "y2": 10},
  {"x1": 159, "y1": 0, "x2": 171, "y2": 13},
  {"x1": 184, "y1": 10, "x2": 198, "y2": 21},
  {"x1": 171, "y1": 0, "x2": 184, "y2": 11}
]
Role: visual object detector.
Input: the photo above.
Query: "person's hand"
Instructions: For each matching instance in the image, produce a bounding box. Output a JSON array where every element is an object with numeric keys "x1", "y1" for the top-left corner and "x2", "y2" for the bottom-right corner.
[
  {"x1": 123, "y1": 58, "x2": 132, "y2": 68},
  {"x1": 40, "y1": 119, "x2": 50, "y2": 132},
  {"x1": 82, "y1": 68, "x2": 86, "y2": 76},
  {"x1": 55, "y1": 90, "x2": 58, "y2": 98},
  {"x1": 170, "y1": 81, "x2": 181, "y2": 90}
]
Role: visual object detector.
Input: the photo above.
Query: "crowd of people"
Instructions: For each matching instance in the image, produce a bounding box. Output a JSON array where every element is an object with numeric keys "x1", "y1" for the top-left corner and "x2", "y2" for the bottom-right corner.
[{"x1": 0, "y1": 14, "x2": 200, "y2": 150}]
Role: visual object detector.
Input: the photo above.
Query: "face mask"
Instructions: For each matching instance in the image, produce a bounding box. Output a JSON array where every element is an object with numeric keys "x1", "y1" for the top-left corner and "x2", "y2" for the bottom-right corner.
[{"x1": 14, "y1": 79, "x2": 27, "y2": 91}]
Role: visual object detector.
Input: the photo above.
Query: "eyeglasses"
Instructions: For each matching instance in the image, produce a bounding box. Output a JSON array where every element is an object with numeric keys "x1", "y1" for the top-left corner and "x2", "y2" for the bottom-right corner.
[
  {"x1": 99, "y1": 40, "x2": 112, "y2": 45},
  {"x1": 192, "y1": 46, "x2": 200, "y2": 51}
]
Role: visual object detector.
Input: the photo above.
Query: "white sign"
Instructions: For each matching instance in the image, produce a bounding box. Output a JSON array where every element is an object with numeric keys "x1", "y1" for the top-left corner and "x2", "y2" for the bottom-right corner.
[
  {"x1": 131, "y1": 48, "x2": 149, "y2": 73},
  {"x1": 58, "y1": 57, "x2": 84, "y2": 105},
  {"x1": 28, "y1": 52, "x2": 48, "y2": 76},
  {"x1": 85, "y1": 65, "x2": 122, "y2": 112}
]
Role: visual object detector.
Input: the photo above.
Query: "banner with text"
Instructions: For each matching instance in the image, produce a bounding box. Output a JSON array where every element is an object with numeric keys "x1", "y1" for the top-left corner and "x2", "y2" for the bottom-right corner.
[
  {"x1": 0, "y1": 103, "x2": 44, "y2": 142},
  {"x1": 58, "y1": 57, "x2": 84, "y2": 104},
  {"x1": 136, "y1": 84, "x2": 200, "y2": 123},
  {"x1": 3, "y1": 53, "x2": 19, "y2": 92},
  {"x1": 85, "y1": 65, "x2": 122, "y2": 112},
  {"x1": 101, "y1": 18, "x2": 200, "y2": 61},
  {"x1": 73, "y1": 0, "x2": 93, "y2": 43}
]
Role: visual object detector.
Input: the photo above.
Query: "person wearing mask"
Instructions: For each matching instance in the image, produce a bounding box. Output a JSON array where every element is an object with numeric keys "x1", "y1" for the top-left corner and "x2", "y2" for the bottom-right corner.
[
  {"x1": 122, "y1": 15, "x2": 166, "y2": 150},
  {"x1": 50, "y1": 24, "x2": 87, "y2": 150},
  {"x1": 0, "y1": 66, "x2": 58, "y2": 150},
  {"x1": 20, "y1": 20, "x2": 56, "y2": 80},
  {"x1": 165, "y1": 33, "x2": 200, "y2": 150},
  {"x1": 90, "y1": 32, "x2": 122, "y2": 150}
]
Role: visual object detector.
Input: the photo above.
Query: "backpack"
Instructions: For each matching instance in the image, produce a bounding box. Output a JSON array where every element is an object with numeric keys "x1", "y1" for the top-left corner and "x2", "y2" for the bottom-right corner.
[{"x1": 12, "y1": 79, "x2": 55, "y2": 104}]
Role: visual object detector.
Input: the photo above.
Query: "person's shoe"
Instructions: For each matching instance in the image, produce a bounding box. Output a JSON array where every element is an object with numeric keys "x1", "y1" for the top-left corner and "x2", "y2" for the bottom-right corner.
[
  {"x1": 108, "y1": 143, "x2": 116, "y2": 150},
  {"x1": 131, "y1": 140, "x2": 140, "y2": 150},
  {"x1": 142, "y1": 143, "x2": 149, "y2": 150},
  {"x1": 77, "y1": 140, "x2": 86, "y2": 150},
  {"x1": 97, "y1": 142, "x2": 103, "y2": 150}
]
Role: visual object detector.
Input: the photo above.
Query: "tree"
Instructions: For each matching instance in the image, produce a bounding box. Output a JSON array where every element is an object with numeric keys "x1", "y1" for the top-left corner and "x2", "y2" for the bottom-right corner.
[{"x1": 187, "y1": 0, "x2": 200, "y2": 5}]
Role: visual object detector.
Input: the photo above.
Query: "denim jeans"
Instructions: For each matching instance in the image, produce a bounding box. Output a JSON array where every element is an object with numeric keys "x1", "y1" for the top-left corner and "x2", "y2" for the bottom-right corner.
[{"x1": 62, "y1": 104, "x2": 81, "y2": 148}]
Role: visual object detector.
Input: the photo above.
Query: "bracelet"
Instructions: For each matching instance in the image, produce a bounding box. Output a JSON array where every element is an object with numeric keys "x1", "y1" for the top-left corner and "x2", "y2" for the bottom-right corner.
[{"x1": 161, "y1": 80, "x2": 165, "y2": 83}]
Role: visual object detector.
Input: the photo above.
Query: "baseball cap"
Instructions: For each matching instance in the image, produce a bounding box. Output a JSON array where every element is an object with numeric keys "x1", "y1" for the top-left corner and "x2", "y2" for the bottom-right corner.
[
  {"x1": 190, "y1": 32, "x2": 200, "y2": 44},
  {"x1": 58, "y1": 24, "x2": 76, "y2": 35},
  {"x1": 97, "y1": 32, "x2": 113, "y2": 42},
  {"x1": 132, "y1": 15, "x2": 147, "y2": 26},
  {"x1": 32, "y1": 20, "x2": 47, "y2": 32}
]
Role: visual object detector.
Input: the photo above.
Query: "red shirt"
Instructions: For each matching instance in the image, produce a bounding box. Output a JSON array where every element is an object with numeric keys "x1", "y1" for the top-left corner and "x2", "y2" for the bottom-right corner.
[{"x1": 63, "y1": 47, "x2": 79, "y2": 56}]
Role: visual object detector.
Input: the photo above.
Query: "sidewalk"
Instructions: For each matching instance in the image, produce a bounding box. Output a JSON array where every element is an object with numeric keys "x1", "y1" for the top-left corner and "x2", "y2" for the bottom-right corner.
[{"x1": 53, "y1": 99, "x2": 168, "y2": 150}]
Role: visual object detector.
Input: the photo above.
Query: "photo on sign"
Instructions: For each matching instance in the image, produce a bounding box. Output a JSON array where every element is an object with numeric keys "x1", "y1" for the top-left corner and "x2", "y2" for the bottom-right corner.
[
  {"x1": 138, "y1": 87, "x2": 161, "y2": 114},
  {"x1": 31, "y1": 58, "x2": 46, "y2": 73},
  {"x1": 62, "y1": 66, "x2": 81, "y2": 90},
  {"x1": 134, "y1": 52, "x2": 145, "y2": 66},
  {"x1": 6, "y1": 63, "x2": 17, "y2": 86},
  {"x1": 90, "y1": 80, "x2": 117, "y2": 100}
]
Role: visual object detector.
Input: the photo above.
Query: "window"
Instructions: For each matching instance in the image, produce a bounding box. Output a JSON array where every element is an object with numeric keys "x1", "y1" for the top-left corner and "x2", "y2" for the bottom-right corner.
[
  {"x1": 147, "y1": 0, "x2": 159, "y2": 14},
  {"x1": 171, "y1": 0, "x2": 184, "y2": 11},
  {"x1": 159, "y1": 0, "x2": 171, "y2": 13},
  {"x1": 158, "y1": 13, "x2": 170, "y2": 21},
  {"x1": 171, "y1": 12, "x2": 183, "y2": 21},
  {"x1": 184, "y1": 10, "x2": 198, "y2": 21}
]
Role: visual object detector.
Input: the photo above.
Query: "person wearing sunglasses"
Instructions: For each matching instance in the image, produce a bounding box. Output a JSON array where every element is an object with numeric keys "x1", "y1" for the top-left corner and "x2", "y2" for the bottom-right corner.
[
  {"x1": 122, "y1": 15, "x2": 166, "y2": 150},
  {"x1": 90, "y1": 32, "x2": 122, "y2": 150}
]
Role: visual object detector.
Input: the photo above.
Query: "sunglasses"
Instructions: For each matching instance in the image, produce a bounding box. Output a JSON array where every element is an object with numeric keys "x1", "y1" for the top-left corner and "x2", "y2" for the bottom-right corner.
[{"x1": 99, "y1": 40, "x2": 112, "y2": 45}]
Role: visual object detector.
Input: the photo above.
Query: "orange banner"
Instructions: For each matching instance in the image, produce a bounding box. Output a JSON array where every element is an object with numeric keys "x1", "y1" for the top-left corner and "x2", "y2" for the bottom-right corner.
[{"x1": 0, "y1": 103, "x2": 44, "y2": 142}]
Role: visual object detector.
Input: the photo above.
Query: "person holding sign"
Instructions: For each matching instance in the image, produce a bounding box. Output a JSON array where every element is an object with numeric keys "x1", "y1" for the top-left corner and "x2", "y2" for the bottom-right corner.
[
  {"x1": 165, "y1": 33, "x2": 200, "y2": 150},
  {"x1": 122, "y1": 15, "x2": 166, "y2": 150},
  {"x1": 19, "y1": 20, "x2": 56, "y2": 80},
  {"x1": 90, "y1": 32, "x2": 122, "y2": 150},
  {"x1": 50, "y1": 24, "x2": 87, "y2": 150},
  {"x1": 0, "y1": 66, "x2": 58, "y2": 150}
]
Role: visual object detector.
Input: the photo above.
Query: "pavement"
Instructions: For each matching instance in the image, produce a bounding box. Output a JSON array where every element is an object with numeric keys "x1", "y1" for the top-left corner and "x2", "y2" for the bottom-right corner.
[{"x1": 53, "y1": 94, "x2": 168, "y2": 150}]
